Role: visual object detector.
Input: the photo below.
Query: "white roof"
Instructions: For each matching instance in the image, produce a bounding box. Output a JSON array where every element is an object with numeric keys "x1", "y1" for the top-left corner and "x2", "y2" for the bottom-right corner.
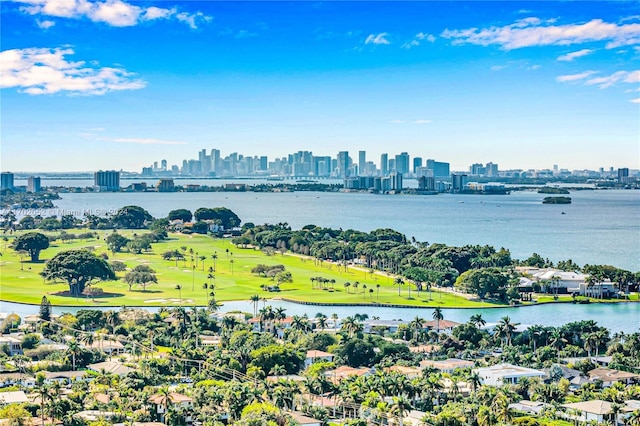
[{"x1": 0, "y1": 391, "x2": 29, "y2": 404}]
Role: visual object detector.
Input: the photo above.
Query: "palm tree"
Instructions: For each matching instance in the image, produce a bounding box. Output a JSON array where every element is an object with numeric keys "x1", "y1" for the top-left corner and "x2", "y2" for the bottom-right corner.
[
  {"x1": 550, "y1": 329, "x2": 568, "y2": 361},
  {"x1": 390, "y1": 396, "x2": 412, "y2": 426},
  {"x1": 344, "y1": 282, "x2": 351, "y2": 294},
  {"x1": 208, "y1": 298, "x2": 221, "y2": 314},
  {"x1": 394, "y1": 277, "x2": 404, "y2": 296},
  {"x1": 316, "y1": 314, "x2": 328, "y2": 331},
  {"x1": 410, "y1": 316, "x2": 424, "y2": 341},
  {"x1": 270, "y1": 364, "x2": 287, "y2": 380},
  {"x1": 211, "y1": 252, "x2": 218, "y2": 271},
  {"x1": 250, "y1": 294, "x2": 261, "y2": 317},
  {"x1": 469, "y1": 314, "x2": 486, "y2": 328},
  {"x1": 432, "y1": 307, "x2": 444, "y2": 334},
  {"x1": 35, "y1": 376, "x2": 50, "y2": 426},
  {"x1": 496, "y1": 316, "x2": 519, "y2": 346},
  {"x1": 230, "y1": 259, "x2": 235, "y2": 274},
  {"x1": 65, "y1": 339, "x2": 82, "y2": 371},
  {"x1": 376, "y1": 283, "x2": 381, "y2": 301},
  {"x1": 331, "y1": 313, "x2": 339, "y2": 330},
  {"x1": 175, "y1": 284, "x2": 182, "y2": 302}
]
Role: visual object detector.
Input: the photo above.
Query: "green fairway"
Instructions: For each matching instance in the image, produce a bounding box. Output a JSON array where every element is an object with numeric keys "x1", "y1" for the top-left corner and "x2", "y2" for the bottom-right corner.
[{"x1": 0, "y1": 230, "x2": 500, "y2": 308}]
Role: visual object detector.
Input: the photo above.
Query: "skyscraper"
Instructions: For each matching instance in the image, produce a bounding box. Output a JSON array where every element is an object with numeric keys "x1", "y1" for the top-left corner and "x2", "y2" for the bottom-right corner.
[
  {"x1": 413, "y1": 157, "x2": 423, "y2": 173},
  {"x1": 94, "y1": 170, "x2": 120, "y2": 191},
  {"x1": 380, "y1": 153, "x2": 388, "y2": 176},
  {"x1": 27, "y1": 176, "x2": 41, "y2": 193},
  {"x1": 426, "y1": 159, "x2": 450, "y2": 177},
  {"x1": 358, "y1": 151, "x2": 366, "y2": 176},
  {"x1": 395, "y1": 152, "x2": 410, "y2": 174},
  {"x1": 0, "y1": 172, "x2": 14, "y2": 190},
  {"x1": 337, "y1": 151, "x2": 350, "y2": 178}
]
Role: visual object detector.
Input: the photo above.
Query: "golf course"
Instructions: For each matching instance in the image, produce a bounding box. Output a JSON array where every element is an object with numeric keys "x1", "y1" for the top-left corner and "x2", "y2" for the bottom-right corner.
[{"x1": 0, "y1": 229, "x2": 505, "y2": 308}]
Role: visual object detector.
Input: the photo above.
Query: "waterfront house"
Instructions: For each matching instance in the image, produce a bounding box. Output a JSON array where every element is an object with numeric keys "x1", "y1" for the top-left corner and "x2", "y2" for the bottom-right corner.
[
  {"x1": 474, "y1": 363, "x2": 545, "y2": 386},
  {"x1": 423, "y1": 319, "x2": 461, "y2": 335}
]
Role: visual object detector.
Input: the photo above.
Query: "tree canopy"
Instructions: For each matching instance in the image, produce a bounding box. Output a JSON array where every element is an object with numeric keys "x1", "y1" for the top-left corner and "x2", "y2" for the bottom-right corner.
[
  {"x1": 193, "y1": 207, "x2": 241, "y2": 229},
  {"x1": 111, "y1": 205, "x2": 153, "y2": 229},
  {"x1": 168, "y1": 209, "x2": 193, "y2": 222},
  {"x1": 41, "y1": 249, "x2": 116, "y2": 296},
  {"x1": 13, "y1": 231, "x2": 49, "y2": 261}
]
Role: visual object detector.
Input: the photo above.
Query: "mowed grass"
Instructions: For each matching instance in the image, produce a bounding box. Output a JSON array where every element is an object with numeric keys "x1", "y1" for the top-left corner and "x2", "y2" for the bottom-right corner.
[{"x1": 0, "y1": 230, "x2": 497, "y2": 308}]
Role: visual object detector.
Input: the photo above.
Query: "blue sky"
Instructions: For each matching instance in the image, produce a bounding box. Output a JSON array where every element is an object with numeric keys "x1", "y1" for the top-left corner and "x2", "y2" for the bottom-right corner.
[{"x1": 1, "y1": 1, "x2": 639, "y2": 172}]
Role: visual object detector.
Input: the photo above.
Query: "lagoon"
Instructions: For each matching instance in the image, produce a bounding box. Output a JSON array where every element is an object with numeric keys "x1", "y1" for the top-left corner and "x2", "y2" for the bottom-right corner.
[{"x1": 1, "y1": 299, "x2": 638, "y2": 334}]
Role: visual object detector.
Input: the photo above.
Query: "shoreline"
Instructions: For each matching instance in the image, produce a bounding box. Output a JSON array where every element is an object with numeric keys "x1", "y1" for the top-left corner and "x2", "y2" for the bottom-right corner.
[{"x1": 1, "y1": 296, "x2": 637, "y2": 310}]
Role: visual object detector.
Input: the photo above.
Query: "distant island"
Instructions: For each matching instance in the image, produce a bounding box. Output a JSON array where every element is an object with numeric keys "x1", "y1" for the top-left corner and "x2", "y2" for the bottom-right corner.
[
  {"x1": 538, "y1": 187, "x2": 570, "y2": 194},
  {"x1": 542, "y1": 196, "x2": 572, "y2": 204}
]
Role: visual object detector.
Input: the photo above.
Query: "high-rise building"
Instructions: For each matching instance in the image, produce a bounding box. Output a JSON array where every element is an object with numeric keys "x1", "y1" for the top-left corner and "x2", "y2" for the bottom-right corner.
[
  {"x1": 618, "y1": 168, "x2": 629, "y2": 179},
  {"x1": 27, "y1": 176, "x2": 41, "y2": 193},
  {"x1": 210, "y1": 149, "x2": 221, "y2": 173},
  {"x1": 358, "y1": 151, "x2": 366, "y2": 176},
  {"x1": 380, "y1": 153, "x2": 388, "y2": 176},
  {"x1": 426, "y1": 159, "x2": 450, "y2": 177},
  {"x1": 395, "y1": 152, "x2": 410, "y2": 174},
  {"x1": 486, "y1": 162, "x2": 498, "y2": 177},
  {"x1": 161, "y1": 159, "x2": 167, "y2": 170},
  {"x1": 413, "y1": 157, "x2": 423, "y2": 173},
  {"x1": 451, "y1": 173, "x2": 468, "y2": 192},
  {"x1": 337, "y1": 151, "x2": 350, "y2": 178},
  {"x1": 0, "y1": 172, "x2": 14, "y2": 190},
  {"x1": 94, "y1": 170, "x2": 120, "y2": 191},
  {"x1": 390, "y1": 172, "x2": 403, "y2": 190}
]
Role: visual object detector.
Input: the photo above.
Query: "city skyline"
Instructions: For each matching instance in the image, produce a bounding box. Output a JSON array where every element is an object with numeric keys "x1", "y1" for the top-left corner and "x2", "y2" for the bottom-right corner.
[{"x1": 2, "y1": 1, "x2": 639, "y2": 172}]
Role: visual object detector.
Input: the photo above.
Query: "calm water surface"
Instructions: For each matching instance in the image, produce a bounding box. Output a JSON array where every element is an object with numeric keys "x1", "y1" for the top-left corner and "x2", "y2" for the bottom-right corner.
[{"x1": 1, "y1": 300, "x2": 638, "y2": 333}]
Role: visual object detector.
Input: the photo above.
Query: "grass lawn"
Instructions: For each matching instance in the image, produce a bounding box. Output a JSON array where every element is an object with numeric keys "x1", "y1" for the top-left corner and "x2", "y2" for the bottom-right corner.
[{"x1": 0, "y1": 230, "x2": 587, "y2": 309}]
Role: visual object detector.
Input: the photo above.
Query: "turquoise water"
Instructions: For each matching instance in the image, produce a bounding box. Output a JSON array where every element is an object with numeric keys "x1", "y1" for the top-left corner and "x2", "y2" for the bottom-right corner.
[
  {"x1": 0, "y1": 300, "x2": 638, "y2": 333},
  {"x1": 36, "y1": 189, "x2": 640, "y2": 271}
]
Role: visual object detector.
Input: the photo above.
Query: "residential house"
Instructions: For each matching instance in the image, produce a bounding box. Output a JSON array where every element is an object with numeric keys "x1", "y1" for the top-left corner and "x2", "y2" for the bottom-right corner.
[
  {"x1": 0, "y1": 372, "x2": 35, "y2": 388},
  {"x1": 423, "y1": 319, "x2": 461, "y2": 335},
  {"x1": 324, "y1": 366, "x2": 372, "y2": 384},
  {"x1": 87, "y1": 361, "x2": 136, "y2": 377},
  {"x1": 0, "y1": 391, "x2": 29, "y2": 405},
  {"x1": 88, "y1": 339, "x2": 125, "y2": 355},
  {"x1": 588, "y1": 368, "x2": 640, "y2": 387},
  {"x1": 42, "y1": 370, "x2": 87, "y2": 385},
  {"x1": 474, "y1": 363, "x2": 545, "y2": 386},
  {"x1": 562, "y1": 400, "x2": 615, "y2": 424},
  {"x1": 0, "y1": 335, "x2": 23, "y2": 355},
  {"x1": 304, "y1": 350, "x2": 334, "y2": 368},
  {"x1": 148, "y1": 392, "x2": 193, "y2": 424},
  {"x1": 289, "y1": 411, "x2": 323, "y2": 426},
  {"x1": 384, "y1": 365, "x2": 422, "y2": 379},
  {"x1": 420, "y1": 358, "x2": 474, "y2": 374}
]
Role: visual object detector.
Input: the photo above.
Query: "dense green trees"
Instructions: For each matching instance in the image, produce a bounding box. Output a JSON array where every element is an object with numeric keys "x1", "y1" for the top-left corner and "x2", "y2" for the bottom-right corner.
[
  {"x1": 194, "y1": 207, "x2": 241, "y2": 228},
  {"x1": 41, "y1": 249, "x2": 116, "y2": 296},
  {"x1": 12, "y1": 231, "x2": 49, "y2": 261},
  {"x1": 168, "y1": 209, "x2": 193, "y2": 222},
  {"x1": 112, "y1": 205, "x2": 153, "y2": 229}
]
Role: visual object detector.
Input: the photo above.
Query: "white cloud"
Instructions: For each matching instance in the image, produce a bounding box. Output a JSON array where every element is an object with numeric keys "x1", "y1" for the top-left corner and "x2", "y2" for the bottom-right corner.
[
  {"x1": 557, "y1": 49, "x2": 594, "y2": 61},
  {"x1": 491, "y1": 65, "x2": 508, "y2": 71},
  {"x1": 175, "y1": 11, "x2": 212, "y2": 30},
  {"x1": 414, "y1": 119, "x2": 431, "y2": 124},
  {"x1": 0, "y1": 47, "x2": 146, "y2": 95},
  {"x1": 555, "y1": 70, "x2": 598, "y2": 82},
  {"x1": 585, "y1": 70, "x2": 639, "y2": 88},
  {"x1": 441, "y1": 18, "x2": 640, "y2": 50},
  {"x1": 99, "y1": 137, "x2": 187, "y2": 145},
  {"x1": 402, "y1": 32, "x2": 435, "y2": 49},
  {"x1": 14, "y1": 0, "x2": 210, "y2": 28},
  {"x1": 630, "y1": 98, "x2": 640, "y2": 103},
  {"x1": 365, "y1": 33, "x2": 390, "y2": 45},
  {"x1": 36, "y1": 19, "x2": 55, "y2": 29}
]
